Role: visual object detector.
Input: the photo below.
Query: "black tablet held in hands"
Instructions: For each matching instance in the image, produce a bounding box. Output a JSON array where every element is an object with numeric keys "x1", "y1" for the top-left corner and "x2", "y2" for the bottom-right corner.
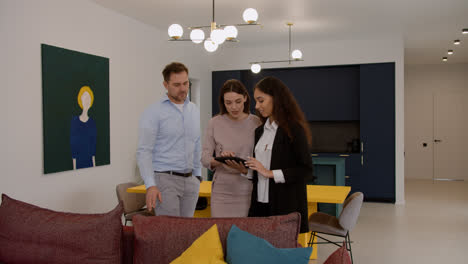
[{"x1": 214, "y1": 156, "x2": 247, "y2": 165}]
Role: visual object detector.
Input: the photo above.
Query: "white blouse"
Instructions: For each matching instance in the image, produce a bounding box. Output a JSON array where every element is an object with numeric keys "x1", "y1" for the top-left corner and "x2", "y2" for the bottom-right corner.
[{"x1": 254, "y1": 119, "x2": 285, "y2": 203}]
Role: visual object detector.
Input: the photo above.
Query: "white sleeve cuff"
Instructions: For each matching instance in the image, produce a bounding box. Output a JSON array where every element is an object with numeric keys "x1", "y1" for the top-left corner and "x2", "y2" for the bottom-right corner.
[
  {"x1": 272, "y1": 170, "x2": 285, "y2": 183},
  {"x1": 240, "y1": 169, "x2": 253, "y2": 179}
]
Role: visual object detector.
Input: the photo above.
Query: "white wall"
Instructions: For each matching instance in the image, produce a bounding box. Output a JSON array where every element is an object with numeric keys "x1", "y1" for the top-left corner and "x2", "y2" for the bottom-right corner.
[
  {"x1": 209, "y1": 36, "x2": 406, "y2": 204},
  {"x1": 0, "y1": 0, "x2": 211, "y2": 213},
  {"x1": 405, "y1": 63, "x2": 468, "y2": 180}
]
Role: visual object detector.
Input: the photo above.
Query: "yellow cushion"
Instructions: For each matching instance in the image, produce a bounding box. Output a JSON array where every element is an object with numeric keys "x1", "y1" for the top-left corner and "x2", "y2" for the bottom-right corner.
[{"x1": 170, "y1": 224, "x2": 227, "y2": 264}]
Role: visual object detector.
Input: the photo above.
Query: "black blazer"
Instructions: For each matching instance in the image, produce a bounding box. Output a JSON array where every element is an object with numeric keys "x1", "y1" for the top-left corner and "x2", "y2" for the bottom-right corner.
[{"x1": 248, "y1": 122, "x2": 313, "y2": 233}]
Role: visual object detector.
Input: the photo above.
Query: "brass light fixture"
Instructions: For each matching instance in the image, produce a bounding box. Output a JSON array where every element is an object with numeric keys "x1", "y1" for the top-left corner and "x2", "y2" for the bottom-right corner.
[
  {"x1": 167, "y1": 0, "x2": 260, "y2": 52},
  {"x1": 249, "y1": 23, "x2": 304, "y2": 73}
]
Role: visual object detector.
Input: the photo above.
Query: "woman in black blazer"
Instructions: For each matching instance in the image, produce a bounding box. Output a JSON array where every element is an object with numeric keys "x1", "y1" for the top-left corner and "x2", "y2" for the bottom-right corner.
[{"x1": 245, "y1": 76, "x2": 313, "y2": 233}]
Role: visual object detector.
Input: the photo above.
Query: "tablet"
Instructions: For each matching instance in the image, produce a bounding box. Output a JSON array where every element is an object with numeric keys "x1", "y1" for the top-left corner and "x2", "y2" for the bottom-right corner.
[{"x1": 214, "y1": 156, "x2": 247, "y2": 165}]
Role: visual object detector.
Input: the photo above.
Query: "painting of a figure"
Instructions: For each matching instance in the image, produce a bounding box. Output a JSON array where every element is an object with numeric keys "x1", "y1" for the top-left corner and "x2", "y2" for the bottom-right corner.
[
  {"x1": 42, "y1": 44, "x2": 110, "y2": 174},
  {"x1": 71, "y1": 86, "x2": 97, "y2": 169}
]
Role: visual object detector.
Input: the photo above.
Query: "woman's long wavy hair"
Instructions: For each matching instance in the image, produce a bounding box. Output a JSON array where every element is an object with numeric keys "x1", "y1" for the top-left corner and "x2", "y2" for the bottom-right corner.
[{"x1": 254, "y1": 76, "x2": 312, "y2": 146}]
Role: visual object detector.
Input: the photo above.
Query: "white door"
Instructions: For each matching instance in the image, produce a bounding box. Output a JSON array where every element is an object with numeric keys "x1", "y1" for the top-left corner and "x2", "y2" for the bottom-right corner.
[{"x1": 433, "y1": 90, "x2": 468, "y2": 181}]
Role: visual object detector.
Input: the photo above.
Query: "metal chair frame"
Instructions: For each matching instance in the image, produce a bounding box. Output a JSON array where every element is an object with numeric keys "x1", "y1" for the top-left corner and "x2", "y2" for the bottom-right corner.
[{"x1": 308, "y1": 229, "x2": 354, "y2": 263}]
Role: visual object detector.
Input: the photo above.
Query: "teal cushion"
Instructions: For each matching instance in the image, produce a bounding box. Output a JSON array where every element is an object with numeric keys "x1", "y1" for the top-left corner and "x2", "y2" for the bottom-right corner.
[{"x1": 226, "y1": 225, "x2": 312, "y2": 264}]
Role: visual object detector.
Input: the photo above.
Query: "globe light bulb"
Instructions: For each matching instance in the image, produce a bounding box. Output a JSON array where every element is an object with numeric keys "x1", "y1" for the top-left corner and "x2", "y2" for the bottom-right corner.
[
  {"x1": 224, "y1": 26, "x2": 238, "y2": 40},
  {"x1": 243, "y1": 8, "x2": 258, "y2": 24},
  {"x1": 291, "y1": 49, "x2": 303, "y2": 60},
  {"x1": 251, "y1": 64, "x2": 261, "y2": 73},
  {"x1": 204, "y1": 38, "x2": 218, "y2": 52},
  {"x1": 190, "y1": 29, "x2": 205, "y2": 44},
  {"x1": 168, "y1": 24, "x2": 183, "y2": 39},
  {"x1": 210, "y1": 29, "x2": 227, "y2": 45}
]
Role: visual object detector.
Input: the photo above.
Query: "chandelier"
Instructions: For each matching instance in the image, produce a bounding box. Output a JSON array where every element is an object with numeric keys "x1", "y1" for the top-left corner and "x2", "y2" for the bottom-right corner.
[
  {"x1": 167, "y1": 0, "x2": 260, "y2": 52},
  {"x1": 249, "y1": 23, "x2": 303, "y2": 73}
]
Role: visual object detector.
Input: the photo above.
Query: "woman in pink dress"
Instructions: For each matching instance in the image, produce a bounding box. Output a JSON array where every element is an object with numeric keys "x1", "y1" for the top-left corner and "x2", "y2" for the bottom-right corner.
[{"x1": 201, "y1": 79, "x2": 261, "y2": 217}]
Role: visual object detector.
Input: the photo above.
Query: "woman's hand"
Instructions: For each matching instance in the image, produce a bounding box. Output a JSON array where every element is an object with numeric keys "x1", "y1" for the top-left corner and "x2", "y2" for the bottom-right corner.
[
  {"x1": 225, "y1": 159, "x2": 248, "y2": 174},
  {"x1": 244, "y1": 157, "x2": 273, "y2": 178},
  {"x1": 220, "y1": 151, "x2": 236, "y2": 157},
  {"x1": 210, "y1": 158, "x2": 222, "y2": 169}
]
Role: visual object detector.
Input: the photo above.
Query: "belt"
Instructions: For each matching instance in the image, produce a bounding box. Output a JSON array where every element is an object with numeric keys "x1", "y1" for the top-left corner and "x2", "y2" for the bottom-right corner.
[{"x1": 156, "y1": 171, "x2": 192, "y2": 177}]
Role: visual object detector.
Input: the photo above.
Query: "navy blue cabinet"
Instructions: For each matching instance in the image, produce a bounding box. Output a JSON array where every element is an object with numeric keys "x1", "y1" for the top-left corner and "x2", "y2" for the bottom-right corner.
[
  {"x1": 344, "y1": 154, "x2": 361, "y2": 192},
  {"x1": 212, "y1": 66, "x2": 360, "y2": 120},
  {"x1": 359, "y1": 63, "x2": 395, "y2": 202}
]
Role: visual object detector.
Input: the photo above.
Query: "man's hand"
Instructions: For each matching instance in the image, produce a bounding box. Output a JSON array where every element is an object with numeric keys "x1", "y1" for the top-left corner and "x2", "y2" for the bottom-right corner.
[{"x1": 146, "y1": 186, "x2": 162, "y2": 212}]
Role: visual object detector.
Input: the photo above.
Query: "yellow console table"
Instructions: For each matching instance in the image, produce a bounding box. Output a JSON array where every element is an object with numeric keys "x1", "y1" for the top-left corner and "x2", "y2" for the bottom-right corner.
[{"x1": 127, "y1": 181, "x2": 350, "y2": 259}]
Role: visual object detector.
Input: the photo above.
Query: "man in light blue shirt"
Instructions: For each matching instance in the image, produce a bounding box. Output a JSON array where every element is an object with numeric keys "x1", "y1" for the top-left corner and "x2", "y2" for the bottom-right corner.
[{"x1": 137, "y1": 62, "x2": 202, "y2": 217}]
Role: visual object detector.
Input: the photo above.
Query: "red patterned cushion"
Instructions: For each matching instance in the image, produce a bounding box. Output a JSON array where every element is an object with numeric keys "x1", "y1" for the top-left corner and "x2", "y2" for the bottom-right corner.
[
  {"x1": 132, "y1": 213, "x2": 301, "y2": 264},
  {"x1": 323, "y1": 243, "x2": 352, "y2": 264},
  {"x1": 0, "y1": 194, "x2": 123, "y2": 264}
]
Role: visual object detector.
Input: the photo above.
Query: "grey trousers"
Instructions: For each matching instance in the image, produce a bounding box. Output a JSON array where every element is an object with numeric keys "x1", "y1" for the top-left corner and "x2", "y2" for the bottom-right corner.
[{"x1": 153, "y1": 172, "x2": 200, "y2": 217}]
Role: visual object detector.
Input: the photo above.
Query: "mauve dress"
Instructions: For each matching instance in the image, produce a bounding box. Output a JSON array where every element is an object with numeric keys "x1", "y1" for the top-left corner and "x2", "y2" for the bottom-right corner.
[{"x1": 201, "y1": 114, "x2": 261, "y2": 217}]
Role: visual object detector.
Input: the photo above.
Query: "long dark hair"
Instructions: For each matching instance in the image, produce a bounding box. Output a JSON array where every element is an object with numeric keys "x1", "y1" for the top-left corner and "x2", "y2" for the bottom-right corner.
[
  {"x1": 218, "y1": 79, "x2": 251, "y2": 115},
  {"x1": 254, "y1": 76, "x2": 312, "y2": 146}
]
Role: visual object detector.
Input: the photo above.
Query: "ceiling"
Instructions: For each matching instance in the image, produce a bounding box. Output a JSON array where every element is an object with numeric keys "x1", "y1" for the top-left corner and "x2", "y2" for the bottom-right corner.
[{"x1": 92, "y1": 0, "x2": 468, "y2": 64}]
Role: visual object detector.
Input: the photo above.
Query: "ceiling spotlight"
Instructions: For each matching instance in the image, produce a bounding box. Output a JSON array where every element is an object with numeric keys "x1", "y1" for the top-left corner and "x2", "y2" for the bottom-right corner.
[
  {"x1": 190, "y1": 29, "x2": 205, "y2": 44},
  {"x1": 442, "y1": 57, "x2": 448, "y2": 62},
  {"x1": 463, "y1": 28, "x2": 468, "y2": 34},
  {"x1": 448, "y1": 50, "x2": 454, "y2": 55},
  {"x1": 168, "y1": 24, "x2": 183, "y2": 40},
  {"x1": 251, "y1": 64, "x2": 261, "y2": 74},
  {"x1": 454, "y1": 39, "x2": 461, "y2": 45},
  {"x1": 243, "y1": 8, "x2": 258, "y2": 24}
]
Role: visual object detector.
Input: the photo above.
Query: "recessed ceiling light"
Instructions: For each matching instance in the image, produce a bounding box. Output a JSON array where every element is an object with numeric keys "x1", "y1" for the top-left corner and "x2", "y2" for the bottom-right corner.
[
  {"x1": 454, "y1": 39, "x2": 461, "y2": 45},
  {"x1": 463, "y1": 28, "x2": 468, "y2": 34},
  {"x1": 448, "y1": 50, "x2": 454, "y2": 55},
  {"x1": 442, "y1": 57, "x2": 448, "y2": 62}
]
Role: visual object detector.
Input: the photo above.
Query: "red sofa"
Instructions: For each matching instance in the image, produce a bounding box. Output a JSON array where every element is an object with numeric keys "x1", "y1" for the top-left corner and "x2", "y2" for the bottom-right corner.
[{"x1": 0, "y1": 194, "x2": 302, "y2": 264}]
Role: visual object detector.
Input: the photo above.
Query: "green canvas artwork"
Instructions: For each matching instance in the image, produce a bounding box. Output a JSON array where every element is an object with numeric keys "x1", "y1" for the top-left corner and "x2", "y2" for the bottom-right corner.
[{"x1": 41, "y1": 44, "x2": 110, "y2": 174}]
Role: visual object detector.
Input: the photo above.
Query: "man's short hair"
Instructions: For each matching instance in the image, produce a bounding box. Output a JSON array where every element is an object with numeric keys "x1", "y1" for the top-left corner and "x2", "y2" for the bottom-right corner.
[{"x1": 162, "y1": 62, "x2": 189, "y2": 82}]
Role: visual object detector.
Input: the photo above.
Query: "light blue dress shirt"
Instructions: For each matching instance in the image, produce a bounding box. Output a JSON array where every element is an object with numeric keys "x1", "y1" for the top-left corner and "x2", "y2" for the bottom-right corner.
[{"x1": 136, "y1": 94, "x2": 201, "y2": 188}]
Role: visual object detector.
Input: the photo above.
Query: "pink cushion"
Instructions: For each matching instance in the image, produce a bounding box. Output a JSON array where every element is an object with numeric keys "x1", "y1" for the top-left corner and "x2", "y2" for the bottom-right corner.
[
  {"x1": 323, "y1": 243, "x2": 352, "y2": 264},
  {"x1": 132, "y1": 213, "x2": 301, "y2": 264},
  {"x1": 0, "y1": 194, "x2": 123, "y2": 264}
]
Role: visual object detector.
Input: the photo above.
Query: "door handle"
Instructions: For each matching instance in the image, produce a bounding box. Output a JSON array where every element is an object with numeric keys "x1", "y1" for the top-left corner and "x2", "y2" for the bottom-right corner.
[{"x1": 434, "y1": 139, "x2": 442, "y2": 143}]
